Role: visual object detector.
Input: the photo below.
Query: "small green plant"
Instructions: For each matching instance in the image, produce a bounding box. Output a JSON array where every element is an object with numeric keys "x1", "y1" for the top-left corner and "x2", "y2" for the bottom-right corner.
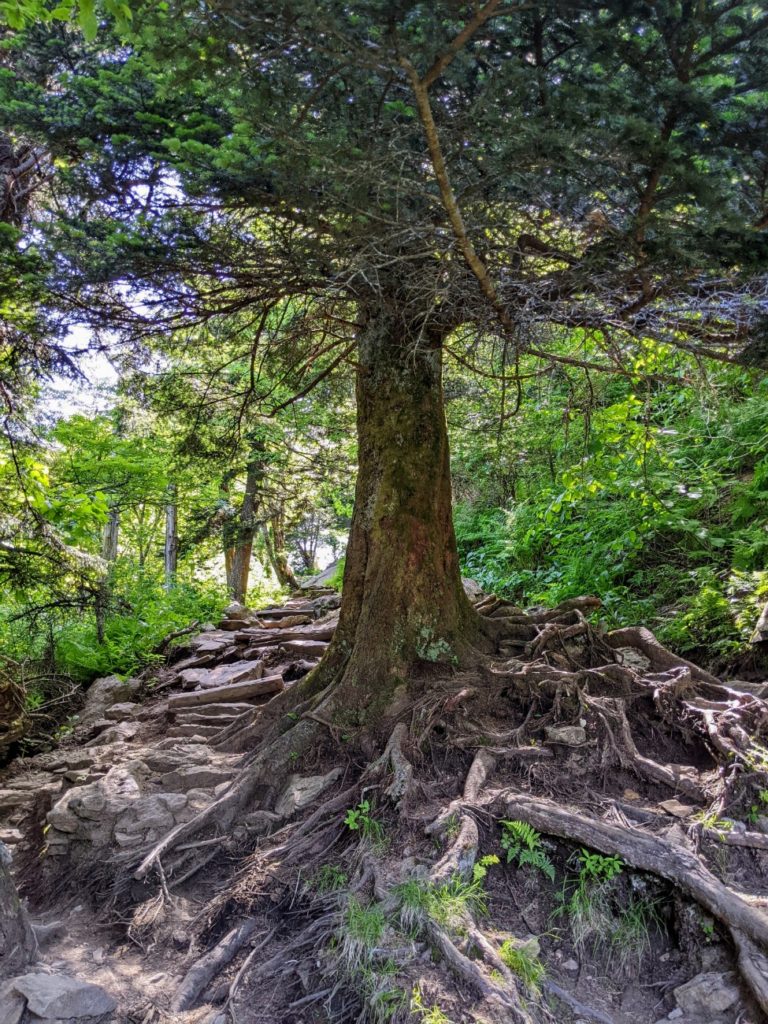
[
  {"x1": 341, "y1": 896, "x2": 385, "y2": 967},
  {"x1": 500, "y1": 820, "x2": 555, "y2": 881},
  {"x1": 394, "y1": 872, "x2": 488, "y2": 932},
  {"x1": 693, "y1": 810, "x2": 734, "y2": 834},
  {"x1": 746, "y1": 789, "x2": 768, "y2": 825},
  {"x1": 359, "y1": 958, "x2": 407, "y2": 1024},
  {"x1": 24, "y1": 688, "x2": 44, "y2": 711},
  {"x1": 344, "y1": 799, "x2": 385, "y2": 844},
  {"x1": 443, "y1": 813, "x2": 460, "y2": 840},
  {"x1": 410, "y1": 986, "x2": 454, "y2": 1024},
  {"x1": 426, "y1": 874, "x2": 488, "y2": 928},
  {"x1": 700, "y1": 915, "x2": 716, "y2": 942},
  {"x1": 312, "y1": 863, "x2": 348, "y2": 893},
  {"x1": 576, "y1": 848, "x2": 623, "y2": 883},
  {"x1": 472, "y1": 853, "x2": 500, "y2": 882},
  {"x1": 603, "y1": 896, "x2": 663, "y2": 975},
  {"x1": 499, "y1": 938, "x2": 546, "y2": 994}
]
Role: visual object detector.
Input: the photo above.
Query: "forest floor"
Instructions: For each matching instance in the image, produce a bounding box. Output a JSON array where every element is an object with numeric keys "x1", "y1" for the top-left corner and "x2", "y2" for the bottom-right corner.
[{"x1": 1, "y1": 587, "x2": 768, "y2": 1024}]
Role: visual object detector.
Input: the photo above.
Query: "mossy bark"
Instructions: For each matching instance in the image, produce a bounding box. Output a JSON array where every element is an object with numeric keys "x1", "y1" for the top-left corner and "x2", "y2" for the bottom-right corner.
[{"x1": 303, "y1": 300, "x2": 481, "y2": 718}]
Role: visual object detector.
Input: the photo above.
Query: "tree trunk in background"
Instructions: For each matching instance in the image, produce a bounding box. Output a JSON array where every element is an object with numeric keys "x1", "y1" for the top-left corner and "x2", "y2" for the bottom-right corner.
[
  {"x1": 262, "y1": 511, "x2": 299, "y2": 590},
  {"x1": 95, "y1": 505, "x2": 120, "y2": 644},
  {"x1": 228, "y1": 449, "x2": 266, "y2": 604},
  {"x1": 303, "y1": 299, "x2": 480, "y2": 716},
  {"x1": 164, "y1": 486, "x2": 178, "y2": 591},
  {"x1": 101, "y1": 507, "x2": 119, "y2": 562},
  {"x1": 220, "y1": 478, "x2": 236, "y2": 586},
  {"x1": 0, "y1": 843, "x2": 35, "y2": 974}
]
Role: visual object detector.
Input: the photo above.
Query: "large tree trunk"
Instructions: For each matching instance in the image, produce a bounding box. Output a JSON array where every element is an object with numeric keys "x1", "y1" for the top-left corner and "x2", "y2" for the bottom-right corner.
[
  {"x1": 0, "y1": 843, "x2": 35, "y2": 975},
  {"x1": 304, "y1": 301, "x2": 480, "y2": 716}
]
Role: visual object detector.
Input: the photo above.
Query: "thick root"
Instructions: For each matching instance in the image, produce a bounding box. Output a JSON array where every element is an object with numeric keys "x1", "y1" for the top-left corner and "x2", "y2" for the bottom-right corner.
[{"x1": 502, "y1": 790, "x2": 768, "y2": 1009}]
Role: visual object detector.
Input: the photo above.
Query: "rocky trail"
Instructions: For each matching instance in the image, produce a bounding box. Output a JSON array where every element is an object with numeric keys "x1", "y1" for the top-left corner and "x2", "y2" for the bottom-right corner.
[
  {"x1": 1, "y1": 586, "x2": 768, "y2": 1024},
  {"x1": 0, "y1": 588, "x2": 341, "y2": 1023}
]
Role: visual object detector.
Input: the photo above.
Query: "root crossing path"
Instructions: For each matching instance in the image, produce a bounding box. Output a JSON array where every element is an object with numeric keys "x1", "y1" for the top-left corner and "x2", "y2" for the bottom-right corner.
[{"x1": 1, "y1": 583, "x2": 768, "y2": 1024}]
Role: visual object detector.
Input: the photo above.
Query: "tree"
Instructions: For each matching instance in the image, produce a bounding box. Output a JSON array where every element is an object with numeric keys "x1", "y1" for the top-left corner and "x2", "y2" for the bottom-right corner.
[
  {"x1": 11, "y1": 0, "x2": 763, "y2": 713},
  {"x1": 4, "y1": 6, "x2": 768, "y2": 1014}
]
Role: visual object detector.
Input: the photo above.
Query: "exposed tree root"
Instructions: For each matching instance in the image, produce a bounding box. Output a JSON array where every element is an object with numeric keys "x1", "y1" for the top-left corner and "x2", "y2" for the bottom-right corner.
[
  {"x1": 171, "y1": 918, "x2": 258, "y2": 1012},
  {"x1": 501, "y1": 790, "x2": 768, "y2": 1011},
  {"x1": 40, "y1": 593, "x2": 768, "y2": 1021}
]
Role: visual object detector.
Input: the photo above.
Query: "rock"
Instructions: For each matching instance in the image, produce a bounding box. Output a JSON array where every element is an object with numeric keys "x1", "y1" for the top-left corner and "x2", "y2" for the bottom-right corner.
[
  {"x1": 562, "y1": 958, "x2": 579, "y2": 972},
  {"x1": 659, "y1": 799, "x2": 696, "y2": 818},
  {"x1": 279, "y1": 639, "x2": 329, "y2": 657},
  {"x1": 161, "y1": 766, "x2": 234, "y2": 791},
  {"x1": 0, "y1": 790, "x2": 33, "y2": 811},
  {"x1": 224, "y1": 601, "x2": 248, "y2": 618},
  {"x1": 673, "y1": 971, "x2": 739, "y2": 1016},
  {"x1": 104, "y1": 702, "x2": 139, "y2": 720},
  {"x1": 667, "y1": 1010, "x2": 684, "y2": 1020},
  {"x1": 78, "y1": 674, "x2": 139, "y2": 728},
  {"x1": 275, "y1": 768, "x2": 343, "y2": 817},
  {"x1": 179, "y1": 660, "x2": 264, "y2": 690},
  {"x1": 83, "y1": 719, "x2": 139, "y2": 746},
  {"x1": 462, "y1": 577, "x2": 485, "y2": 602},
  {"x1": 168, "y1": 673, "x2": 284, "y2": 708},
  {"x1": 10, "y1": 973, "x2": 117, "y2": 1018},
  {"x1": 0, "y1": 984, "x2": 25, "y2": 1024},
  {"x1": 545, "y1": 726, "x2": 587, "y2": 747}
]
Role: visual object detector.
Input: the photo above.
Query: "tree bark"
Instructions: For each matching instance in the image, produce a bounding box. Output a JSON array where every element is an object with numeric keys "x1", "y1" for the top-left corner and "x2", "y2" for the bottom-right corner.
[
  {"x1": 262, "y1": 511, "x2": 299, "y2": 590},
  {"x1": 228, "y1": 449, "x2": 265, "y2": 604},
  {"x1": 164, "y1": 485, "x2": 178, "y2": 591},
  {"x1": 303, "y1": 300, "x2": 480, "y2": 716},
  {"x1": 0, "y1": 843, "x2": 35, "y2": 975}
]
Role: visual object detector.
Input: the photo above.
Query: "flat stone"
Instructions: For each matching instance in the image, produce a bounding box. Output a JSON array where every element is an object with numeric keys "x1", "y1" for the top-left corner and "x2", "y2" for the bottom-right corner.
[
  {"x1": 659, "y1": 799, "x2": 696, "y2": 819},
  {"x1": 674, "y1": 971, "x2": 739, "y2": 1015},
  {"x1": 562, "y1": 958, "x2": 579, "y2": 971},
  {"x1": 279, "y1": 639, "x2": 329, "y2": 657},
  {"x1": 0, "y1": 789, "x2": 33, "y2": 810},
  {"x1": 168, "y1": 723, "x2": 225, "y2": 737},
  {"x1": 545, "y1": 725, "x2": 587, "y2": 747},
  {"x1": 11, "y1": 973, "x2": 117, "y2": 1018},
  {"x1": 161, "y1": 766, "x2": 234, "y2": 791},
  {"x1": 168, "y1": 673, "x2": 284, "y2": 709},
  {"x1": 84, "y1": 719, "x2": 140, "y2": 746},
  {"x1": 180, "y1": 660, "x2": 264, "y2": 690},
  {"x1": 275, "y1": 768, "x2": 342, "y2": 817},
  {"x1": 114, "y1": 830, "x2": 143, "y2": 847},
  {"x1": 104, "y1": 702, "x2": 140, "y2": 720}
]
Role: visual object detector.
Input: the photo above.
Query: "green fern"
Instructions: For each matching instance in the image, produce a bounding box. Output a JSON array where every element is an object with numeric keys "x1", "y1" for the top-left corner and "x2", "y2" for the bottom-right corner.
[{"x1": 500, "y1": 820, "x2": 555, "y2": 882}]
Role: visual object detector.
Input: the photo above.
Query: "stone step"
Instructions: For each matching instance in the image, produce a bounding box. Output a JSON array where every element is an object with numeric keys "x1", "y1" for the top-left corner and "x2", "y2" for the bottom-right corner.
[
  {"x1": 279, "y1": 640, "x2": 329, "y2": 657},
  {"x1": 255, "y1": 605, "x2": 316, "y2": 619},
  {"x1": 179, "y1": 659, "x2": 264, "y2": 690},
  {"x1": 168, "y1": 673, "x2": 284, "y2": 709},
  {"x1": 175, "y1": 711, "x2": 247, "y2": 727},
  {"x1": 167, "y1": 723, "x2": 227, "y2": 738},
  {"x1": 173, "y1": 701, "x2": 256, "y2": 718},
  {"x1": 0, "y1": 789, "x2": 35, "y2": 811},
  {"x1": 236, "y1": 624, "x2": 335, "y2": 645}
]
